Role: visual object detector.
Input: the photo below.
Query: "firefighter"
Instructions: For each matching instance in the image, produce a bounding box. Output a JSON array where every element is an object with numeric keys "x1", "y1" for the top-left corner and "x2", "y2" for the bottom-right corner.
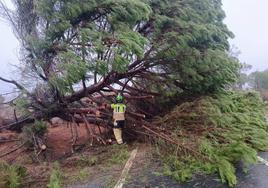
[{"x1": 111, "y1": 94, "x2": 126, "y2": 144}]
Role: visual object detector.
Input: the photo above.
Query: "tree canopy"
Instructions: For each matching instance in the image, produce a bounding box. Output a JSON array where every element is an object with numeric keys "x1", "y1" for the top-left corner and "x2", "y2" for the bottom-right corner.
[{"x1": 0, "y1": 0, "x2": 240, "y2": 120}]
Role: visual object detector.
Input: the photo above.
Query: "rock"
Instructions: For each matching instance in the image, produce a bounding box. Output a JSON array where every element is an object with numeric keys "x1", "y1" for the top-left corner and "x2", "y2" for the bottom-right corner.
[{"x1": 50, "y1": 117, "x2": 65, "y2": 126}]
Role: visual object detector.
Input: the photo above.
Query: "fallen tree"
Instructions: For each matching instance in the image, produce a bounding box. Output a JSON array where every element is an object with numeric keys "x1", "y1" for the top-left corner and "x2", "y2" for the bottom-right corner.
[
  {"x1": 147, "y1": 91, "x2": 268, "y2": 187},
  {"x1": 0, "y1": 1, "x2": 251, "y2": 187},
  {"x1": 0, "y1": 0, "x2": 239, "y2": 130},
  {"x1": 0, "y1": 2, "x2": 268, "y2": 188}
]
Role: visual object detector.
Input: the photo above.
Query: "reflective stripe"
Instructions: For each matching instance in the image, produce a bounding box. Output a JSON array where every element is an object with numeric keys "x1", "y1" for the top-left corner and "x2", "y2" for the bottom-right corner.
[{"x1": 111, "y1": 103, "x2": 126, "y2": 113}]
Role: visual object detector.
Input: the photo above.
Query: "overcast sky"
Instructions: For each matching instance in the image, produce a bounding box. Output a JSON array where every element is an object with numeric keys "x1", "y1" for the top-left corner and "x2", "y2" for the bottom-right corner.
[
  {"x1": 0, "y1": 0, "x2": 268, "y2": 94},
  {"x1": 223, "y1": 0, "x2": 268, "y2": 71}
]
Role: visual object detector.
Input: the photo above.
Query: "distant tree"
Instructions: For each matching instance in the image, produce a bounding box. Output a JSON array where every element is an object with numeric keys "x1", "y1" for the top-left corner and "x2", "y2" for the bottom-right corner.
[
  {"x1": 227, "y1": 44, "x2": 252, "y2": 90},
  {"x1": 249, "y1": 70, "x2": 268, "y2": 90},
  {"x1": 234, "y1": 63, "x2": 252, "y2": 90}
]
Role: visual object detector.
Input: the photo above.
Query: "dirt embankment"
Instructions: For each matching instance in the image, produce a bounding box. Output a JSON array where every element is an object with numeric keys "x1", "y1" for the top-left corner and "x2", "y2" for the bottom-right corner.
[
  {"x1": 0, "y1": 118, "x2": 113, "y2": 188},
  {"x1": 0, "y1": 123, "x2": 109, "y2": 160},
  {"x1": 45, "y1": 122, "x2": 108, "y2": 159}
]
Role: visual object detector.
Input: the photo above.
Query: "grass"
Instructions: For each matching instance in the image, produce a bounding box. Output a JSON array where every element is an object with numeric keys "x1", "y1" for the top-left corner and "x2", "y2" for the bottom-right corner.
[
  {"x1": 79, "y1": 169, "x2": 90, "y2": 180},
  {"x1": 106, "y1": 177, "x2": 117, "y2": 188},
  {"x1": 47, "y1": 163, "x2": 63, "y2": 188},
  {"x1": 64, "y1": 167, "x2": 92, "y2": 185},
  {"x1": 107, "y1": 144, "x2": 130, "y2": 165},
  {"x1": 77, "y1": 155, "x2": 98, "y2": 167},
  {"x1": 0, "y1": 160, "x2": 27, "y2": 188},
  {"x1": 60, "y1": 144, "x2": 130, "y2": 187},
  {"x1": 62, "y1": 153, "x2": 98, "y2": 184}
]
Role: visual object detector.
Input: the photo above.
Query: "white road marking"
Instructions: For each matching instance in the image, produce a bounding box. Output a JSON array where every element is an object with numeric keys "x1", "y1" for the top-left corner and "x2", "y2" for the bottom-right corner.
[
  {"x1": 257, "y1": 156, "x2": 268, "y2": 166},
  {"x1": 114, "y1": 148, "x2": 138, "y2": 188}
]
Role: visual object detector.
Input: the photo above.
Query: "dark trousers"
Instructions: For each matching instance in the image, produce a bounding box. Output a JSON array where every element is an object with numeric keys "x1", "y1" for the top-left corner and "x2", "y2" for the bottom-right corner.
[{"x1": 113, "y1": 120, "x2": 125, "y2": 129}]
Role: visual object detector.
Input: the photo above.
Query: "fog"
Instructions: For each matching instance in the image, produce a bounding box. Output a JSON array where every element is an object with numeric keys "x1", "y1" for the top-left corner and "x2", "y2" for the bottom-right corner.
[{"x1": 223, "y1": 0, "x2": 268, "y2": 71}]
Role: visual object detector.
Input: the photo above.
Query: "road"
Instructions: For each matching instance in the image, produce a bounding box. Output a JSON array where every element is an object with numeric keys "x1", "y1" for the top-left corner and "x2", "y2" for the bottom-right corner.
[
  {"x1": 69, "y1": 151, "x2": 268, "y2": 188},
  {"x1": 123, "y1": 152, "x2": 268, "y2": 188}
]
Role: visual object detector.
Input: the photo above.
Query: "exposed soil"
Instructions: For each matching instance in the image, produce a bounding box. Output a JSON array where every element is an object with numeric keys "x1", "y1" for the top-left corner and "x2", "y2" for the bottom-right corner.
[
  {"x1": 45, "y1": 123, "x2": 108, "y2": 159},
  {"x1": 0, "y1": 130, "x2": 24, "y2": 162},
  {"x1": 0, "y1": 122, "x2": 109, "y2": 159},
  {"x1": 0, "y1": 120, "x2": 115, "y2": 188}
]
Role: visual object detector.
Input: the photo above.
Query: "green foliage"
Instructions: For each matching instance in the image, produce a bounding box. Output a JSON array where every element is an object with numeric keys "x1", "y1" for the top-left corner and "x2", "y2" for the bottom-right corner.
[
  {"x1": 11, "y1": 0, "x2": 239, "y2": 99},
  {"x1": 21, "y1": 121, "x2": 47, "y2": 147},
  {"x1": 13, "y1": 98, "x2": 30, "y2": 116},
  {"x1": 162, "y1": 155, "x2": 216, "y2": 182},
  {"x1": 148, "y1": 0, "x2": 239, "y2": 94},
  {"x1": 0, "y1": 160, "x2": 27, "y2": 188},
  {"x1": 155, "y1": 91, "x2": 268, "y2": 187},
  {"x1": 107, "y1": 0, "x2": 151, "y2": 27},
  {"x1": 174, "y1": 49, "x2": 239, "y2": 93},
  {"x1": 24, "y1": 121, "x2": 47, "y2": 137},
  {"x1": 49, "y1": 51, "x2": 89, "y2": 94},
  {"x1": 116, "y1": 29, "x2": 148, "y2": 58},
  {"x1": 33, "y1": 121, "x2": 48, "y2": 136},
  {"x1": 77, "y1": 169, "x2": 90, "y2": 182},
  {"x1": 47, "y1": 163, "x2": 63, "y2": 188}
]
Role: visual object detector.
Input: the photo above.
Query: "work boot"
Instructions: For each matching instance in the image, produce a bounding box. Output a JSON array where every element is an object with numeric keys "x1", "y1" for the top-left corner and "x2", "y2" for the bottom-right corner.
[{"x1": 113, "y1": 128, "x2": 123, "y2": 144}]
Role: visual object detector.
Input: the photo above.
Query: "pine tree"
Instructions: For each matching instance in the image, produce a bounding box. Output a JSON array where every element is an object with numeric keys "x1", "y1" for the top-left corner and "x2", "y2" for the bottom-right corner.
[{"x1": 0, "y1": 0, "x2": 239, "y2": 121}]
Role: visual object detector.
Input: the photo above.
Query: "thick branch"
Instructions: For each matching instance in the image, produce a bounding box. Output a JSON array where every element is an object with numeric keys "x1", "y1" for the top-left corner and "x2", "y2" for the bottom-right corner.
[
  {"x1": 0, "y1": 142, "x2": 27, "y2": 158},
  {"x1": 0, "y1": 76, "x2": 30, "y2": 94},
  {"x1": 64, "y1": 67, "x2": 146, "y2": 103}
]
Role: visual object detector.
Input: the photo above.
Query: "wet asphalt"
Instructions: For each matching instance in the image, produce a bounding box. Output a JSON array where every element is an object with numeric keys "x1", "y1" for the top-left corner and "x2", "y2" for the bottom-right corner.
[
  {"x1": 235, "y1": 152, "x2": 268, "y2": 188},
  {"x1": 123, "y1": 152, "x2": 268, "y2": 188},
  {"x1": 68, "y1": 152, "x2": 268, "y2": 188}
]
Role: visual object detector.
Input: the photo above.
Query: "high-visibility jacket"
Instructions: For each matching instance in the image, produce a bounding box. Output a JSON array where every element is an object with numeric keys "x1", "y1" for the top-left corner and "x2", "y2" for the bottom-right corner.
[{"x1": 111, "y1": 103, "x2": 126, "y2": 121}]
